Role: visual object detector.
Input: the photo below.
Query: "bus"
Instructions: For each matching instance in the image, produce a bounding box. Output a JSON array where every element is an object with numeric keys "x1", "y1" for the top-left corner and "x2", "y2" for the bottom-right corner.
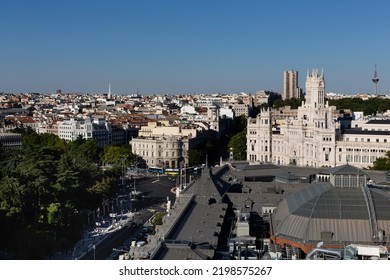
[
  {"x1": 165, "y1": 167, "x2": 199, "y2": 175},
  {"x1": 148, "y1": 166, "x2": 165, "y2": 174},
  {"x1": 165, "y1": 168, "x2": 179, "y2": 175}
]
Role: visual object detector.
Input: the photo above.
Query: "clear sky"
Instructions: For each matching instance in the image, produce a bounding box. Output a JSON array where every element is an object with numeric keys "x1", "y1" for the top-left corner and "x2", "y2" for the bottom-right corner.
[{"x1": 1, "y1": 0, "x2": 389, "y2": 95}]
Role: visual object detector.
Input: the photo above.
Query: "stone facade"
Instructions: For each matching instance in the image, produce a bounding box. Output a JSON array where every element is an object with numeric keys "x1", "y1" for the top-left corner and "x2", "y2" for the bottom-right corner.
[
  {"x1": 247, "y1": 69, "x2": 390, "y2": 168},
  {"x1": 130, "y1": 136, "x2": 190, "y2": 168},
  {"x1": 283, "y1": 70, "x2": 301, "y2": 100}
]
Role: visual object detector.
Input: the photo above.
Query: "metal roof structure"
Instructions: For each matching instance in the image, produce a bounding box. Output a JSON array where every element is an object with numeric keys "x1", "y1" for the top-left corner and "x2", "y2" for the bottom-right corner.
[
  {"x1": 341, "y1": 129, "x2": 390, "y2": 136},
  {"x1": 366, "y1": 119, "x2": 390, "y2": 125},
  {"x1": 273, "y1": 182, "x2": 390, "y2": 245},
  {"x1": 327, "y1": 164, "x2": 367, "y2": 176},
  {"x1": 153, "y1": 167, "x2": 229, "y2": 259},
  {"x1": 149, "y1": 163, "x2": 390, "y2": 258}
]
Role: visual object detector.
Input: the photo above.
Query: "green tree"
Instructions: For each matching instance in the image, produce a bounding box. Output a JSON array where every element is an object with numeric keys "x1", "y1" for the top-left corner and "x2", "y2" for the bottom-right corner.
[
  {"x1": 102, "y1": 145, "x2": 134, "y2": 166},
  {"x1": 54, "y1": 153, "x2": 82, "y2": 201},
  {"x1": 0, "y1": 146, "x2": 23, "y2": 178},
  {"x1": 78, "y1": 138, "x2": 100, "y2": 162},
  {"x1": 273, "y1": 99, "x2": 285, "y2": 109},
  {"x1": 40, "y1": 133, "x2": 67, "y2": 151},
  {"x1": 188, "y1": 149, "x2": 205, "y2": 165},
  {"x1": 0, "y1": 128, "x2": 131, "y2": 258},
  {"x1": 259, "y1": 102, "x2": 269, "y2": 110},
  {"x1": 228, "y1": 129, "x2": 247, "y2": 160},
  {"x1": 152, "y1": 211, "x2": 167, "y2": 227},
  {"x1": 328, "y1": 97, "x2": 390, "y2": 116},
  {"x1": 47, "y1": 202, "x2": 62, "y2": 226},
  {"x1": 69, "y1": 136, "x2": 101, "y2": 164},
  {"x1": 88, "y1": 177, "x2": 116, "y2": 200},
  {"x1": 370, "y1": 151, "x2": 390, "y2": 170},
  {"x1": 238, "y1": 115, "x2": 247, "y2": 131},
  {"x1": 0, "y1": 176, "x2": 24, "y2": 218},
  {"x1": 272, "y1": 98, "x2": 305, "y2": 109}
]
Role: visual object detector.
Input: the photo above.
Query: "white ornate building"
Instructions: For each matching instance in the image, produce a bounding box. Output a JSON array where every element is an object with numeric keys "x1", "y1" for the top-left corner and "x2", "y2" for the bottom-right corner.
[{"x1": 247, "y1": 69, "x2": 390, "y2": 168}]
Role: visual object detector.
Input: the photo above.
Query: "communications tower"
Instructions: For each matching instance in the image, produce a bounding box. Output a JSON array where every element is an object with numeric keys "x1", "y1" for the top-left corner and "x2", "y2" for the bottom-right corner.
[{"x1": 372, "y1": 65, "x2": 379, "y2": 96}]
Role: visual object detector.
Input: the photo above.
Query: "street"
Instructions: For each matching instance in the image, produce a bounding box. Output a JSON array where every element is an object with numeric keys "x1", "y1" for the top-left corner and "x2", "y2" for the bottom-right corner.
[{"x1": 79, "y1": 174, "x2": 177, "y2": 260}]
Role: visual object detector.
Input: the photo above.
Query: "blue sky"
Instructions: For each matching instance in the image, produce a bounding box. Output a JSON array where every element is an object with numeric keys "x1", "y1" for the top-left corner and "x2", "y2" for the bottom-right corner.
[{"x1": 1, "y1": 0, "x2": 389, "y2": 95}]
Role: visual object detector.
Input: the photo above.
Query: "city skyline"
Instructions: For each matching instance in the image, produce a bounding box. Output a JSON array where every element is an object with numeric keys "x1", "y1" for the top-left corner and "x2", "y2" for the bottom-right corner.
[{"x1": 1, "y1": 0, "x2": 390, "y2": 95}]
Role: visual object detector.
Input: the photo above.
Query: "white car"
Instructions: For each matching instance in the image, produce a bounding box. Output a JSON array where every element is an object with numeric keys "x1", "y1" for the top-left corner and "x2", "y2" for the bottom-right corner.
[{"x1": 136, "y1": 241, "x2": 146, "y2": 247}]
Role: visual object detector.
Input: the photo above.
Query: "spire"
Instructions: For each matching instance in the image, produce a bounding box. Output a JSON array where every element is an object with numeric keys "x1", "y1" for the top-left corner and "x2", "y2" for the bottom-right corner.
[
  {"x1": 108, "y1": 83, "x2": 112, "y2": 99},
  {"x1": 374, "y1": 64, "x2": 378, "y2": 80}
]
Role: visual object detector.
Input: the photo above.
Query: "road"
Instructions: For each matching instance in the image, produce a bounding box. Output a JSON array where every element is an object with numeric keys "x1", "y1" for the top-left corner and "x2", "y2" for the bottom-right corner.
[
  {"x1": 81, "y1": 211, "x2": 153, "y2": 260},
  {"x1": 80, "y1": 174, "x2": 176, "y2": 260},
  {"x1": 130, "y1": 175, "x2": 177, "y2": 211}
]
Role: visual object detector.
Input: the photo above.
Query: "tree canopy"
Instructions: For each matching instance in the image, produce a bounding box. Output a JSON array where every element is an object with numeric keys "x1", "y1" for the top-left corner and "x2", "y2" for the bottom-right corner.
[
  {"x1": 0, "y1": 128, "x2": 128, "y2": 259},
  {"x1": 328, "y1": 97, "x2": 390, "y2": 116},
  {"x1": 101, "y1": 145, "x2": 134, "y2": 166},
  {"x1": 272, "y1": 98, "x2": 305, "y2": 109},
  {"x1": 228, "y1": 129, "x2": 247, "y2": 160},
  {"x1": 370, "y1": 151, "x2": 390, "y2": 171}
]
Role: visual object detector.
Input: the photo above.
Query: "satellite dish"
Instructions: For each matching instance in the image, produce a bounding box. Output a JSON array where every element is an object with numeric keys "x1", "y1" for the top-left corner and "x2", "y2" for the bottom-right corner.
[{"x1": 316, "y1": 241, "x2": 324, "y2": 248}]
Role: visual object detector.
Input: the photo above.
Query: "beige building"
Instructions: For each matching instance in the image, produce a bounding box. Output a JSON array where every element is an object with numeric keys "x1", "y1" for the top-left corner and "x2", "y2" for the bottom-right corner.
[
  {"x1": 130, "y1": 136, "x2": 190, "y2": 168},
  {"x1": 283, "y1": 70, "x2": 301, "y2": 100},
  {"x1": 37, "y1": 123, "x2": 59, "y2": 135},
  {"x1": 138, "y1": 121, "x2": 198, "y2": 139},
  {"x1": 232, "y1": 103, "x2": 250, "y2": 117}
]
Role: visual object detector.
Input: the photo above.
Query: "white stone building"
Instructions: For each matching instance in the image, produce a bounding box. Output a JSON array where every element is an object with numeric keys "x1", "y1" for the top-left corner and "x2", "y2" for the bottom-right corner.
[
  {"x1": 130, "y1": 136, "x2": 190, "y2": 168},
  {"x1": 247, "y1": 69, "x2": 390, "y2": 169},
  {"x1": 57, "y1": 116, "x2": 112, "y2": 147}
]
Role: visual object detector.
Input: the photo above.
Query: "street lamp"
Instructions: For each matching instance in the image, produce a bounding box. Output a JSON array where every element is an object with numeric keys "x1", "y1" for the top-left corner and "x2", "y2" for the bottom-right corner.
[
  {"x1": 230, "y1": 147, "x2": 234, "y2": 161},
  {"x1": 121, "y1": 156, "x2": 126, "y2": 186}
]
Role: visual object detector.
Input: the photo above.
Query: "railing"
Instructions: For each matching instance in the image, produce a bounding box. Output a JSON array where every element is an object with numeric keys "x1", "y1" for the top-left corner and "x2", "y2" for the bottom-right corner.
[{"x1": 360, "y1": 179, "x2": 378, "y2": 240}]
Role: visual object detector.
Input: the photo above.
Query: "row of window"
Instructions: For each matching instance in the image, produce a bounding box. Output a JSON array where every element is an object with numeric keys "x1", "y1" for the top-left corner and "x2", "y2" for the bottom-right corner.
[
  {"x1": 334, "y1": 176, "x2": 366, "y2": 187},
  {"x1": 148, "y1": 159, "x2": 177, "y2": 167},
  {"x1": 251, "y1": 150, "x2": 385, "y2": 164},
  {"x1": 136, "y1": 143, "x2": 180, "y2": 149},
  {"x1": 315, "y1": 121, "x2": 327, "y2": 128},
  {"x1": 345, "y1": 154, "x2": 377, "y2": 163},
  {"x1": 345, "y1": 148, "x2": 387, "y2": 153},
  {"x1": 0, "y1": 141, "x2": 21, "y2": 145},
  {"x1": 346, "y1": 138, "x2": 388, "y2": 143},
  {"x1": 138, "y1": 150, "x2": 180, "y2": 158},
  {"x1": 249, "y1": 154, "x2": 257, "y2": 161}
]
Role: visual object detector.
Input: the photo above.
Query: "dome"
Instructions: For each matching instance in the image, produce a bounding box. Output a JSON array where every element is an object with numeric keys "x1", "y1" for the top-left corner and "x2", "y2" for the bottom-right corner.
[{"x1": 272, "y1": 165, "x2": 390, "y2": 252}]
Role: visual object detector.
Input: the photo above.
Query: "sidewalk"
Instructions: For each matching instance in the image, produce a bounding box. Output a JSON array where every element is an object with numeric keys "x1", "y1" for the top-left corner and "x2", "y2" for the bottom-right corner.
[
  {"x1": 124, "y1": 194, "x2": 194, "y2": 260},
  {"x1": 52, "y1": 212, "x2": 135, "y2": 260}
]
